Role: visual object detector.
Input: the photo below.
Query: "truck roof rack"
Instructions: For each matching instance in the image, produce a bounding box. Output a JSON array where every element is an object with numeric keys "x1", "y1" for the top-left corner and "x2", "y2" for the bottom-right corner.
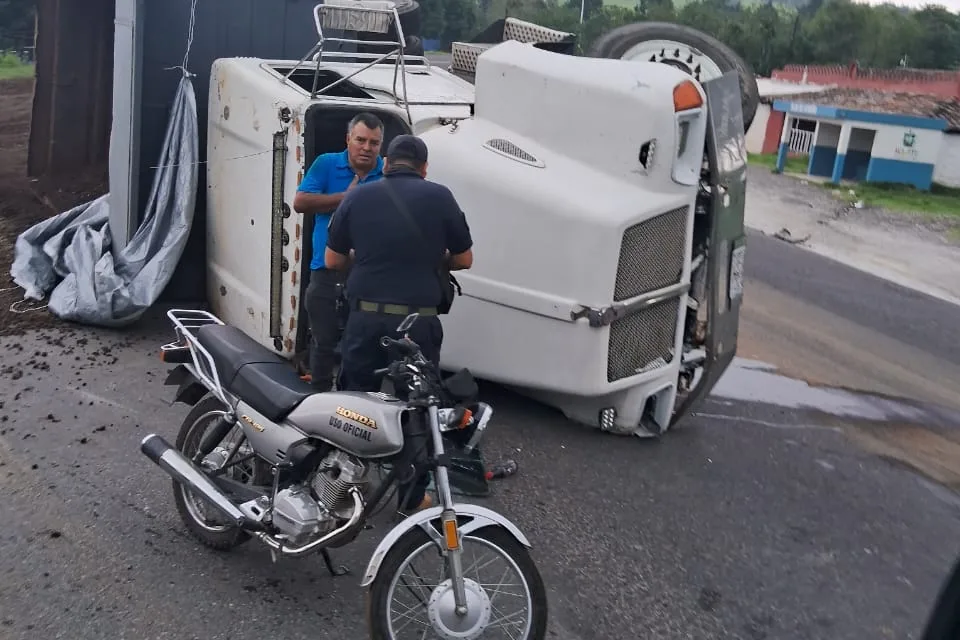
[
  {"x1": 280, "y1": 1, "x2": 422, "y2": 123},
  {"x1": 449, "y1": 17, "x2": 578, "y2": 82}
]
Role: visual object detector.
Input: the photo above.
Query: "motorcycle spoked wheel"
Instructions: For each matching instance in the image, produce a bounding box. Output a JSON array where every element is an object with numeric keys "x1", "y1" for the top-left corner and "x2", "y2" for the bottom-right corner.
[
  {"x1": 365, "y1": 525, "x2": 548, "y2": 639},
  {"x1": 171, "y1": 394, "x2": 266, "y2": 551}
]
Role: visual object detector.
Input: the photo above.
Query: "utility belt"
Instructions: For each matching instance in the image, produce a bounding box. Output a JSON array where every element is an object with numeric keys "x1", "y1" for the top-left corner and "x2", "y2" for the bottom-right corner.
[{"x1": 354, "y1": 300, "x2": 438, "y2": 316}]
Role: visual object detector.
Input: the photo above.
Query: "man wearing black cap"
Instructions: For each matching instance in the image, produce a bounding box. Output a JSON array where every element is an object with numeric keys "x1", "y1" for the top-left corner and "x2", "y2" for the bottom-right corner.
[{"x1": 324, "y1": 133, "x2": 473, "y2": 512}]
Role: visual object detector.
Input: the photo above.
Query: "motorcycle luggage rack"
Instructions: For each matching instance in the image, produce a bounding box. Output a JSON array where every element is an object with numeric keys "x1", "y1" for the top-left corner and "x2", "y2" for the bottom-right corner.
[
  {"x1": 281, "y1": 0, "x2": 414, "y2": 124},
  {"x1": 164, "y1": 309, "x2": 234, "y2": 407}
]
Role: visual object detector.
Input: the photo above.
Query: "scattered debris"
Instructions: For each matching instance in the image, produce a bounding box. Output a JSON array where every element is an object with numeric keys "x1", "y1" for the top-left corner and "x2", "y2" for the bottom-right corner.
[{"x1": 773, "y1": 227, "x2": 811, "y2": 245}]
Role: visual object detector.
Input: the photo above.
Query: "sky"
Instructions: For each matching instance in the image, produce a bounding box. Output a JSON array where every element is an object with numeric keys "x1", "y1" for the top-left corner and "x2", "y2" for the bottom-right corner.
[{"x1": 856, "y1": 0, "x2": 959, "y2": 10}]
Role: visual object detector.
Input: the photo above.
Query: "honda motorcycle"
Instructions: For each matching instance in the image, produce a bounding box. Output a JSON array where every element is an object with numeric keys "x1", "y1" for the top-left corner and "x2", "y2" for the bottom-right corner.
[{"x1": 141, "y1": 309, "x2": 547, "y2": 639}]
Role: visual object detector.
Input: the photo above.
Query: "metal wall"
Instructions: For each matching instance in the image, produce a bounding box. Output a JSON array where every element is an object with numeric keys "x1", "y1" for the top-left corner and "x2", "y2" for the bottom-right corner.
[
  {"x1": 138, "y1": 0, "x2": 325, "y2": 302},
  {"x1": 29, "y1": 0, "x2": 114, "y2": 177}
]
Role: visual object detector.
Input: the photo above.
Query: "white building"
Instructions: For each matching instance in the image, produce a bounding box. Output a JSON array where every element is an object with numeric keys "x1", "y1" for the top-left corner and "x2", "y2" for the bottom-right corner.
[{"x1": 745, "y1": 78, "x2": 831, "y2": 155}]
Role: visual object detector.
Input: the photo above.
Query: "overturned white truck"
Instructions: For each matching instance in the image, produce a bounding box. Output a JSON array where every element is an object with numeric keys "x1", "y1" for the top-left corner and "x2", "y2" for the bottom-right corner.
[{"x1": 204, "y1": 3, "x2": 756, "y2": 437}]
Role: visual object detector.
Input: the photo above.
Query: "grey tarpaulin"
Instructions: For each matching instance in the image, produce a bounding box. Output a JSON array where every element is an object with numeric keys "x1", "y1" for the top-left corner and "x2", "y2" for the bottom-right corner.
[{"x1": 9, "y1": 73, "x2": 198, "y2": 327}]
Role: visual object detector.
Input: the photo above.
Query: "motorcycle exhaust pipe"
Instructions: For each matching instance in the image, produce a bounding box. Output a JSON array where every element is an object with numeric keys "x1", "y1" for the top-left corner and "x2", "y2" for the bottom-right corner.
[{"x1": 140, "y1": 433, "x2": 247, "y2": 528}]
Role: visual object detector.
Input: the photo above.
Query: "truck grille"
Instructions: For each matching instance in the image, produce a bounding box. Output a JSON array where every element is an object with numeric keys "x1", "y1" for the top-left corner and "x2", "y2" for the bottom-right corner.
[
  {"x1": 607, "y1": 297, "x2": 680, "y2": 382},
  {"x1": 613, "y1": 206, "x2": 689, "y2": 301}
]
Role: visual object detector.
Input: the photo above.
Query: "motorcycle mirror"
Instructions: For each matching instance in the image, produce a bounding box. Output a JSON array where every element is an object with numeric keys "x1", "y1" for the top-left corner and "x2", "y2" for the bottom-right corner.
[{"x1": 396, "y1": 312, "x2": 419, "y2": 333}]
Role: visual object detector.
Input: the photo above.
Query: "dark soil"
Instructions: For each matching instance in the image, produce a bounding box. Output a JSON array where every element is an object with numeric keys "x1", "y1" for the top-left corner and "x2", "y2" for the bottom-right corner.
[{"x1": 0, "y1": 77, "x2": 108, "y2": 337}]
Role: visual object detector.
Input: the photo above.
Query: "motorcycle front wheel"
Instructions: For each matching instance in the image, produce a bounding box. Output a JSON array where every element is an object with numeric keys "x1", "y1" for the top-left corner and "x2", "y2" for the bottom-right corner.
[{"x1": 366, "y1": 525, "x2": 548, "y2": 639}]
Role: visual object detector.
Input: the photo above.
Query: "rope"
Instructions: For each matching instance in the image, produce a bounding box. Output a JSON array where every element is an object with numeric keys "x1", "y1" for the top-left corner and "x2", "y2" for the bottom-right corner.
[
  {"x1": 9, "y1": 299, "x2": 48, "y2": 314},
  {"x1": 148, "y1": 148, "x2": 274, "y2": 170},
  {"x1": 163, "y1": 0, "x2": 199, "y2": 78}
]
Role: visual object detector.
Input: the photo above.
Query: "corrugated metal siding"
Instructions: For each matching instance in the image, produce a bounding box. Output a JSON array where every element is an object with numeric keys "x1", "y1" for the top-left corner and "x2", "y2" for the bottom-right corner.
[
  {"x1": 139, "y1": 0, "x2": 325, "y2": 302},
  {"x1": 28, "y1": 0, "x2": 113, "y2": 177}
]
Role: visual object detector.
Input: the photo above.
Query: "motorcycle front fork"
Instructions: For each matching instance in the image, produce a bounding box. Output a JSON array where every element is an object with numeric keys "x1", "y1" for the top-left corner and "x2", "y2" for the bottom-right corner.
[{"x1": 427, "y1": 405, "x2": 469, "y2": 614}]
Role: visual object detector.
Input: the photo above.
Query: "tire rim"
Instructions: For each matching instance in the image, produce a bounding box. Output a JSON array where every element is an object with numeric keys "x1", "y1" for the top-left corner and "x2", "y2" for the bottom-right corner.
[
  {"x1": 385, "y1": 536, "x2": 534, "y2": 639},
  {"x1": 179, "y1": 410, "x2": 250, "y2": 533},
  {"x1": 619, "y1": 39, "x2": 724, "y2": 83}
]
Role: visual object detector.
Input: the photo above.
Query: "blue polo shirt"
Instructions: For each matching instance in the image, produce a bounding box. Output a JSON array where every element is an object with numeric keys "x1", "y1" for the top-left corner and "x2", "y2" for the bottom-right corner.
[{"x1": 298, "y1": 149, "x2": 384, "y2": 271}]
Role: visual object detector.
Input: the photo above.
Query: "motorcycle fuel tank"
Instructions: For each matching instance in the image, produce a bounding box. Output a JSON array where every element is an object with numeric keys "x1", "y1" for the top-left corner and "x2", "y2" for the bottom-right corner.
[{"x1": 285, "y1": 391, "x2": 408, "y2": 459}]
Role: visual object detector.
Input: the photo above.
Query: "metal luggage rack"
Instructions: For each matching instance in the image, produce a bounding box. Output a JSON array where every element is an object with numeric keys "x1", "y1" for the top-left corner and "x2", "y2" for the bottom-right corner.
[
  {"x1": 163, "y1": 309, "x2": 234, "y2": 407},
  {"x1": 280, "y1": 0, "x2": 418, "y2": 123}
]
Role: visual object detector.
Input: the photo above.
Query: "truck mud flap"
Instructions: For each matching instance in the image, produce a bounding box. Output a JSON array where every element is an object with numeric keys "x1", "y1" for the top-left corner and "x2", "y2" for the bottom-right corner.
[{"x1": 671, "y1": 70, "x2": 747, "y2": 425}]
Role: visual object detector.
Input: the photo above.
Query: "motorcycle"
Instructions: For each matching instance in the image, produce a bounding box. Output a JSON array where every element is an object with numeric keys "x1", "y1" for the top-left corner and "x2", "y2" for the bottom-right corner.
[{"x1": 141, "y1": 308, "x2": 548, "y2": 639}]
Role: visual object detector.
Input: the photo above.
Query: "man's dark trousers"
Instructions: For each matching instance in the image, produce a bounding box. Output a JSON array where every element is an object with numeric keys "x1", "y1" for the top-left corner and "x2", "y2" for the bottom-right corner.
[
  {"x1": 338, "y1": 309, "x2": 442, "y2": 511},
  {"x1": 304, "y1": 268, "x2": 348, "y2": 392}
]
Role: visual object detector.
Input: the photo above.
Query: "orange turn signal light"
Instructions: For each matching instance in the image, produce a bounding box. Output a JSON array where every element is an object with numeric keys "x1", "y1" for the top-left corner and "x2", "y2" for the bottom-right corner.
[
  {"x1": 443, "y1": 518, "x2": 460, "y2": 550},
  {"x1": 673, "y1": 80, "x2": 703, "y2": 112}
]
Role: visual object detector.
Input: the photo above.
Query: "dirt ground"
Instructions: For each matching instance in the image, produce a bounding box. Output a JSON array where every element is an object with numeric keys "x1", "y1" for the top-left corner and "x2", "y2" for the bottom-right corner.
[
  {"x1": 744, "y1": 165, "x2": 960, "y2": 306},
  {"x1": 0, "y1": 78, "x2": 107, "y2": 337}
]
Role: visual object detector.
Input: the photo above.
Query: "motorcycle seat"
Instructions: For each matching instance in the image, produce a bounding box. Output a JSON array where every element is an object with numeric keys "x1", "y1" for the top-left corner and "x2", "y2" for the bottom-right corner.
[{"x1": 195, "y1": 324, "x2": 314, "y2": 422}]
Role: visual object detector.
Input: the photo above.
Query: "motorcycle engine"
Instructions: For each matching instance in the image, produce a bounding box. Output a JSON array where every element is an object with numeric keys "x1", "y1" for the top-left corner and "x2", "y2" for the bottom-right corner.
[{"x1": 270, "y1": 449, "x2": 369, "y2": 544}]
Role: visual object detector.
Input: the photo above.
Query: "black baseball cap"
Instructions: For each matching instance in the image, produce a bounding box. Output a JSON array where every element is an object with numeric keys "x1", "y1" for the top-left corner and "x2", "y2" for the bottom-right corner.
[{"x1": 386, "y1": 134, "x2": 428, "y2": 164}]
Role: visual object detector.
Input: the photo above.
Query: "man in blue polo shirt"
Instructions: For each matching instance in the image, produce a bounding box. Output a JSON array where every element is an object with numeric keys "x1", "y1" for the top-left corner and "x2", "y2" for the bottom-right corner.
[{"x1": 292, "y1": 112, "x2": 385, "y2": 392}]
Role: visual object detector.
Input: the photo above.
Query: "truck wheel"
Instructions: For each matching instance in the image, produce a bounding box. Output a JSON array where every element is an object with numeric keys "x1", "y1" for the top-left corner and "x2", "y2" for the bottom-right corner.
[
  {"x1": 357, "y1": 0, "x2": 421, "y2": 56},
  {"x1": 389, "y1": 0, "x2": 421, "y2": 39},
  {"x1": 588, "y1": 22, "x2": 760, "y2": 132}
]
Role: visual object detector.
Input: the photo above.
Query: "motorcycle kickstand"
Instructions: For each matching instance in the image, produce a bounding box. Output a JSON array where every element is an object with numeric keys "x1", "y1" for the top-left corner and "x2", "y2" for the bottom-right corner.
[{"x1": 321, "y1": 549, "x2": 350, "y2": 577}]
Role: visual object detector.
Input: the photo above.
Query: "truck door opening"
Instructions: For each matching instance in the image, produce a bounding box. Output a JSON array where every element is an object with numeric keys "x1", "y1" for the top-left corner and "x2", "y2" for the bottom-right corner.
[{"x1": 294, "y1": 105, "x2": 413, "y2": 361}]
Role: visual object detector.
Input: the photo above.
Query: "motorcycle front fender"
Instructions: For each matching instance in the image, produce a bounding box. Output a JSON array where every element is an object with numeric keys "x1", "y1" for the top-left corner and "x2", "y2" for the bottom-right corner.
[{"x1": 359, "y1": 503, "x2": 532, "y2": 588}]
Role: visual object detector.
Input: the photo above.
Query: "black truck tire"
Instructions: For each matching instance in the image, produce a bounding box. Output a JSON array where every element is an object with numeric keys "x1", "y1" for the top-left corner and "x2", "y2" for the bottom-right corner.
[
  {"x1": 396, "y1": 0, "x2": 421, "y2": 38},
  {"x1": 588, "y1": 22, "x2": 760, "y2": 132}
]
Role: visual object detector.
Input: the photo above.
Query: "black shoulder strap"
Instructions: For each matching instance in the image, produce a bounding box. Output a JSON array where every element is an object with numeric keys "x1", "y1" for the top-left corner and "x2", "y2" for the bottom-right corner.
[
  {"x1": 381, "y1": 178, "x2": 431, "y2": 252},
  {"x1": 381, "y1": 178, "x2": 463, "y2": 297}
]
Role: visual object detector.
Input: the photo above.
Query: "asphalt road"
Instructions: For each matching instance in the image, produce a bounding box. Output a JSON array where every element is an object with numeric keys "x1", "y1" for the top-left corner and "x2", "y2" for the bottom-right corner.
[
  {"x1": 739, "y1": 230, "x2": 960, "y2": 410},
  {"x1": 1, "y1": 232, "x2": 960, "y2": 640}
]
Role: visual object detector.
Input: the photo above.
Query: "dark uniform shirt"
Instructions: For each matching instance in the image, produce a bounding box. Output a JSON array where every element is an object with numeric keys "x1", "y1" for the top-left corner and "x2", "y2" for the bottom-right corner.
[{"x1": 326, "y1": 167, "x2": 473, "y2": 308}]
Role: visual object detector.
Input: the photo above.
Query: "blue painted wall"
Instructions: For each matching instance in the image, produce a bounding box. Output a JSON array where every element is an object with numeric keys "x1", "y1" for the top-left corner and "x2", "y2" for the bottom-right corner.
[
  {"x1": 831, "y1": 153, "x2": 846, "y2": 183},
  {"x1": 866, "y1": 158, "x2": 935, "y2": 190},
  {"x1": 843, "y1": 150, "x2": 871, "y2": 181},
  {"x1": 776, "y1": 142, "x2": 789, "y2": 172},
  {"x1": 808, "y1": 145, "x2": 836, "y2": 177},
  {"x1": 772, "y1": 101, "x2": 948, "y2": 131}
]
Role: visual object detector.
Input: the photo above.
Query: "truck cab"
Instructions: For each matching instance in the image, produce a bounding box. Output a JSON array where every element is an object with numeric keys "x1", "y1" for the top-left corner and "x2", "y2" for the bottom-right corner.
[{"x1": 204, "y1": 2, "x2": 749, "y2": 437}]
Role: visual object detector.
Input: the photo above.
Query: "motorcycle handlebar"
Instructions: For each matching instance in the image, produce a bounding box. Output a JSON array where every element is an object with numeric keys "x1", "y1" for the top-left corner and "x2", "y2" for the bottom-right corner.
[{"x1": 379, "y1": 335, "x2": 419, "y2": 356}]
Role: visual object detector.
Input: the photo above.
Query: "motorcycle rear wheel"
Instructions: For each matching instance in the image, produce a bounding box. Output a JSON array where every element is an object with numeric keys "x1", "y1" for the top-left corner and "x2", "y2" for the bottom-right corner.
[
  {"x1": 172, "y1": 394, "x2": 253, "y2": 551},
  {"x1": 366, "y1": 525, "x2": 548, "y2": 639}
]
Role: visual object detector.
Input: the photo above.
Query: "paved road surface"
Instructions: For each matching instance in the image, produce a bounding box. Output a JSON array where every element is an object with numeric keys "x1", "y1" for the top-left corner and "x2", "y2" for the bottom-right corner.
[
  {"x1": 740, "y1": 229, "x2": 960, "y2": 411},
  {"x1": 1, "y1": 231, "x2": 959, "y2": 639}
]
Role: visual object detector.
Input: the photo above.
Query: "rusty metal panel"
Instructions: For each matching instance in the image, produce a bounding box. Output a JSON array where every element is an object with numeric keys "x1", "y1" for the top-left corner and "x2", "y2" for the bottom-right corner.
[
  {"x1": 28, "y1": 0, "x2": 113, "y2": 178},
  {"x1": 29, "y1": 0, "x2": 331, "y2": 301}
]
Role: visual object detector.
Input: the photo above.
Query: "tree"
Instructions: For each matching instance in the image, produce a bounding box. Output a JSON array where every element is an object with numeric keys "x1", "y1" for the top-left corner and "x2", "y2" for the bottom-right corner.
[
  {"x1": 907, "y1": 6, "x2": 960, "y2": 70},
  {"x1": 440, "y1": 0, "x2": 479, "y2": 48},
  {"x1": 0, "y1": 0, "x2": 35, "y2": 52}
]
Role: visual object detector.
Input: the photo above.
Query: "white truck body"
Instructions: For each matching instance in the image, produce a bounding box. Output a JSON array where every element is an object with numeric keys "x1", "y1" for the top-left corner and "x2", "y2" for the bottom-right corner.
[{"x1": 205, "y1": 9, "x2": 746, "y2": 436}]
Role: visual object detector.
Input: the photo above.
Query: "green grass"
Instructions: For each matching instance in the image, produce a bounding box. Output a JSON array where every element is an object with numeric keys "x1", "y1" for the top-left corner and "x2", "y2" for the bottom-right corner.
[
  {"x1": 0, "y1": 52, "x2": 33, "y2": 81},
  {"x1": 748, "y1": 152, "x2": 960, "y2": 217},
  {"x1": 840, "y1": 182, "x2": 960, "y2": 218},
  {"x1": 747, "y1": 151, "x2": 808, "y2": 175}
]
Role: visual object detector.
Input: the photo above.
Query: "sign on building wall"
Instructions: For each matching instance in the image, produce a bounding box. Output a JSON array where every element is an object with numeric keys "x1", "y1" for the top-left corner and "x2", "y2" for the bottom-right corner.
[
  {"x1": 894, "y1": 128, "x2": 920, "y2": 160},
  {"x1": 872, "y1": 125, "x2": 941, "y2": 166}
]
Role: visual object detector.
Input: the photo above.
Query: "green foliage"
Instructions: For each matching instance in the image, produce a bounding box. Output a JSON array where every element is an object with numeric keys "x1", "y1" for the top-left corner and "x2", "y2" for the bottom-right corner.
[
  {"x1": 0, "y1": 0, "x2": 34, "y2": 51},
  {"x1": 749, "y1": 153, "x2": 960, "y2": 217},
  {"x1": 0, "y1": 50, "x2": 33, "y2": 79},
  {"x1": 2, "y1": 0, "x2": 958, "y2": 75},
  {"x1": 420, "y1": 0, "x2": 960, "y2": 73}
]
